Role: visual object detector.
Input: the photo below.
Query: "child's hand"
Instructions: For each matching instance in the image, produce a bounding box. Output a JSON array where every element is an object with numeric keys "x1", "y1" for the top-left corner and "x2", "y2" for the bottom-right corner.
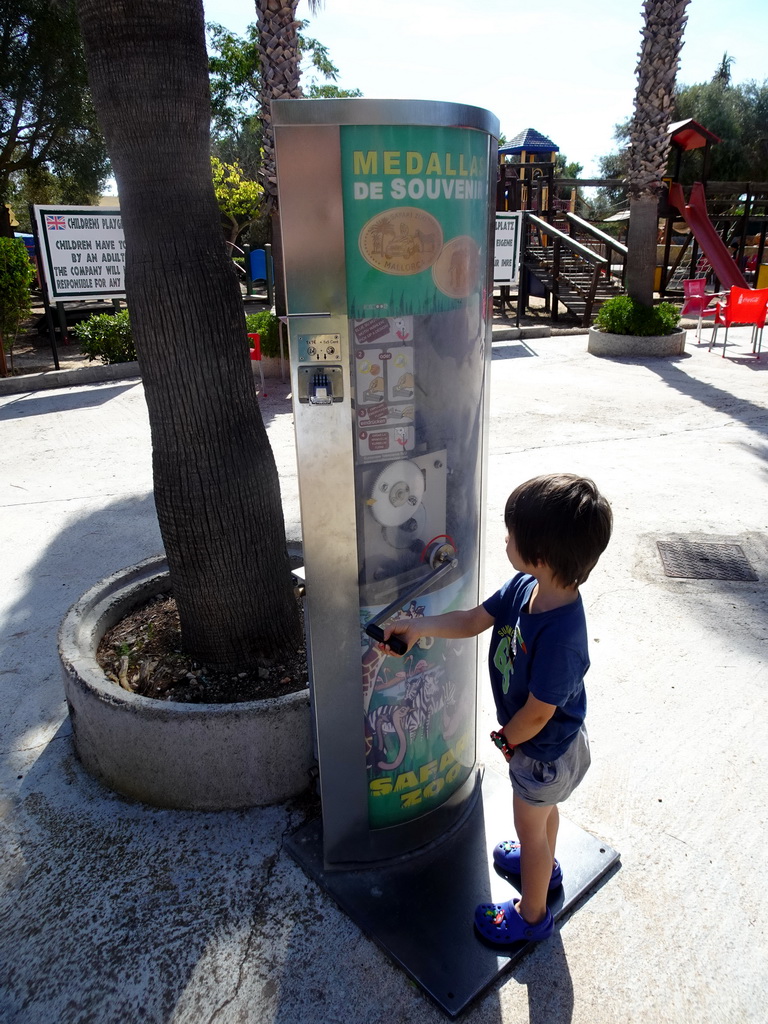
[{"x1": 380, "y1": 621, "x2": 419, "y2": 656}]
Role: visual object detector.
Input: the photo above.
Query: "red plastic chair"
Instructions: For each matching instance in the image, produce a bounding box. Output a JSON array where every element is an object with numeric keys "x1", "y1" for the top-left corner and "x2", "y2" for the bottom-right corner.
[
  {"x1": 709, "y1": 287, "x2": 768, "y2": 359},
  {"x1": 248, "y1": 332, "x2": 266, "y2": 393},
  {"x1": 681, "y1": 278, "x2": 718, "y2": 344}
]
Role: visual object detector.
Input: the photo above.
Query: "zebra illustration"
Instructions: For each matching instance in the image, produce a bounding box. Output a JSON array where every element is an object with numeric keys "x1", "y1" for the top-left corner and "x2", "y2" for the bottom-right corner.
[{"x1": 367, "y1": 662, "x2": 456, "y2": 771}]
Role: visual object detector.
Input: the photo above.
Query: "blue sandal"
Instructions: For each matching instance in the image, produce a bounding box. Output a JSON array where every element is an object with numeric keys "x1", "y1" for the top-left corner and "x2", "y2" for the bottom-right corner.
[
  {"x1": 493, "y1": 840, "x2": 563, "y2": 889},
  {"x1": 474, "y1": 898, "x2": 554, "y2": 945}
]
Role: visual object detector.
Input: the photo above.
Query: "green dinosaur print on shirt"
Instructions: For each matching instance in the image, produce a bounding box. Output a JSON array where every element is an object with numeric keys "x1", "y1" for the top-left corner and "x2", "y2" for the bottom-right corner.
[
  {"x1": 494, "y1": 622, "x2": 526, "y2": 694},
  {"x1": 494, "y1": 625, "x2": 515, "y2": 694}
]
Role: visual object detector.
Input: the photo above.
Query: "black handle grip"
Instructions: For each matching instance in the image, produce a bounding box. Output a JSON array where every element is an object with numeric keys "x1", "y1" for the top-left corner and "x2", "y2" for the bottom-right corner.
[{"x1": 365, "y1": 623, "x2": 408, "y2": 655}]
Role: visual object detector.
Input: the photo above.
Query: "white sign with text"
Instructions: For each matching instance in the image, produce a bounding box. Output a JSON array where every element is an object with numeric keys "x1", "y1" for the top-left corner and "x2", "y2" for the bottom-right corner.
[
  {"x1": 33, "y1": 205, "x2": 125, "y2": 302},
  {"x1": 493, "y1": 212, "x2": 521, "y2": 285}
]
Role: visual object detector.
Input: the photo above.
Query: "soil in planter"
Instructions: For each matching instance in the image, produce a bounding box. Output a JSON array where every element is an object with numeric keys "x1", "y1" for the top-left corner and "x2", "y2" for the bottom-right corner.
[{"x1": 97, "y1": 593, "x2": 308, "y2": 703}]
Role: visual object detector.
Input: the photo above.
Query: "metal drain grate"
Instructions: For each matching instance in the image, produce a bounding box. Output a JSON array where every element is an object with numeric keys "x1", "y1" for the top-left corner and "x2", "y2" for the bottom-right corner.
[{"x1": 657, "y1": 540, "x2": 758, "y2": 581}]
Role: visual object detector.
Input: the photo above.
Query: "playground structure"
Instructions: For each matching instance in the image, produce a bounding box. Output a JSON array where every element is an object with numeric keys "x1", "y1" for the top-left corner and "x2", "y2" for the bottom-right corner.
[
  {"x1": 499, "y1": 120, "x2": 768, "y2": 326},
  {"x1": 661, "y1": 177, "x2": 767, "y2": 294}
]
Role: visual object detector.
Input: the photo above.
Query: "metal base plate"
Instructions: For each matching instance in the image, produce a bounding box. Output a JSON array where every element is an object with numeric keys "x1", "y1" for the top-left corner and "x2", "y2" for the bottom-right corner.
[{"x1": 286, "y1": 767, "x2": 619, "y2": 1017}]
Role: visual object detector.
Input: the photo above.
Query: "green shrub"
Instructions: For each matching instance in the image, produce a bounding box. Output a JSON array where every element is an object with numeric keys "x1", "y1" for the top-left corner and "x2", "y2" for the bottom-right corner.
[
  {"x1": 0, "y1": 237, "x2": 35, "y2": 372},
  {"x1": 71, "y1": 309, "x2": 136, "y2": 364},
  {"x1": 595, "y1": 295, "x2": 681, "y2": 336},
  {"x1": 245, "y1": 310, "x2": 281, "y2": 359}
]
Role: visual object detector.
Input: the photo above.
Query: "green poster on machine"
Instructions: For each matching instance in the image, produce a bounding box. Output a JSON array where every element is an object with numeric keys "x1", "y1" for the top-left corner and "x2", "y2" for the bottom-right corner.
[
  {"x1": 342, "y1": 122, "x2": 491, "y2": 830},
  {"x1": 340, "y1": 125, "x2": 490, "y2": 319}
]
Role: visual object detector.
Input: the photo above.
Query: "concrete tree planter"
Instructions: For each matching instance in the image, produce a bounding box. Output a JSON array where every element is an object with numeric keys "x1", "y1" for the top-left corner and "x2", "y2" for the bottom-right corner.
[
  {"x1": 58, "y1": 555, "x2": 313, "y2": 810},
  {"x1": 588, "y1": 326, "x2": 687, "y2": 358}
]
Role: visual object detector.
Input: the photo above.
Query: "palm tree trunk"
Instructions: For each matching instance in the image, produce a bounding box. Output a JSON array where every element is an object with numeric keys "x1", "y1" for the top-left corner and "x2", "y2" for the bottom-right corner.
[
  {"x1": 77, "y1": 0, "x2": 301, "y2": 670},
  {"x1": 256, "y1": 0, "x2": 304, "y2": 215},
  {"x1": 625, "y1": 196, "x2": 662, "y2": 305},
  {"x1": 255, "y1": 1, "x2": 323, "y2": 313},
  {"x1": 625, "y1": 0, "x2": 690, "y2": 305}
]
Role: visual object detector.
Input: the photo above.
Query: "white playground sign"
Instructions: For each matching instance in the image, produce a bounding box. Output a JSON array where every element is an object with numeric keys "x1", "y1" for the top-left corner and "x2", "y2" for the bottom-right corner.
[
  {"x1": 33, "y1": 205, "x2": 126, "y2": 302},
  {"x1": 493, "y1": 211, "x2": 521, "y2": 286}
]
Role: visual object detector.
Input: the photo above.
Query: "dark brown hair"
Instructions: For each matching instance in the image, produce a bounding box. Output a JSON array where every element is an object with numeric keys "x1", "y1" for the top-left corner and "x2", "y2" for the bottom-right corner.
[{"x1": 504, "y1": 474, "x2": 613, "y2": 587}]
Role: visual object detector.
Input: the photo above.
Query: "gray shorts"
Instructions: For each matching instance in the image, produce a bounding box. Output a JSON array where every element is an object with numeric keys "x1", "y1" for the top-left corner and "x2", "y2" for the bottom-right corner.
[{"x1": 508, "y1": 724, "x2": 591, "y2": 806}]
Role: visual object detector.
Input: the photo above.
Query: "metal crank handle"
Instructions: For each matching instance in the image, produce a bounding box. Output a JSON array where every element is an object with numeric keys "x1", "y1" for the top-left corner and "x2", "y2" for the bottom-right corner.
[
  {"x1": 364, "y1": 622, "x2": 409, "y2": 655},
  {"x1": 364, "y1": 542, "x2": 458, "y2": 654}
]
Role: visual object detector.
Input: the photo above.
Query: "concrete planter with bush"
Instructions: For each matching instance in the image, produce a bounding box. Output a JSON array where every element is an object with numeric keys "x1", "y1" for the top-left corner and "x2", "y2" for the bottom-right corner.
[{"x1": 588, "y1": 295, "x2": 685, "y2": 357}]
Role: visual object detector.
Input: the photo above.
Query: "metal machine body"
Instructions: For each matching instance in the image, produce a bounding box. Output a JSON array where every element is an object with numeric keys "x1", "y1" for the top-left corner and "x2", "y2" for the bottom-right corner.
[{"x1": 273, "y1": 99, "x2": 499, "y2": 866}]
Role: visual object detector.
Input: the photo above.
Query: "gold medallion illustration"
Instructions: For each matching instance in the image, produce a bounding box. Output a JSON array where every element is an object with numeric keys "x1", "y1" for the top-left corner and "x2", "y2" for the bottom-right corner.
[
  {"x1": 359, "y1": 207, "x2": 443, "y2": 276},
  {"x1": 432, "y1": 235, "x2": 481, "y2": 298}
]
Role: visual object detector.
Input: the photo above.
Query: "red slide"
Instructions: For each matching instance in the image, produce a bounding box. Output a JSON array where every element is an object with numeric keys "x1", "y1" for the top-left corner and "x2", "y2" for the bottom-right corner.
[{"x1": 668, "y1": 181, "x2": 748, "y2": 289}]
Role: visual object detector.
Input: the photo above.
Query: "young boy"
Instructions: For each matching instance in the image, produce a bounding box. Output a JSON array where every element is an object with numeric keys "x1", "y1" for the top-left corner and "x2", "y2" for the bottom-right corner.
[{"x1": 381, "y1": 473, "x2": 612, "y2": 946}]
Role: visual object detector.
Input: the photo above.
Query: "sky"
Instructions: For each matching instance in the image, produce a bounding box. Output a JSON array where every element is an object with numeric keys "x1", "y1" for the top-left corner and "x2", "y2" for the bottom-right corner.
[{"x1": 205, "y1": 0, "x2": 768, "y2": 177}]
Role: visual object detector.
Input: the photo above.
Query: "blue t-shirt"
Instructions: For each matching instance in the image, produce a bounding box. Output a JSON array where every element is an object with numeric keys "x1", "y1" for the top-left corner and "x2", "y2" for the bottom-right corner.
[{"x1": 483, "y1": 573, "x2": 589, "y2": 761}]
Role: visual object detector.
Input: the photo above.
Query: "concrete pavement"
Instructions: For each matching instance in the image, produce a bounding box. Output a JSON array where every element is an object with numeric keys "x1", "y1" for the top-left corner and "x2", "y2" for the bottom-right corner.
[{"x1": 1, "y1": 326, "x2": 766, "y2": 1023}]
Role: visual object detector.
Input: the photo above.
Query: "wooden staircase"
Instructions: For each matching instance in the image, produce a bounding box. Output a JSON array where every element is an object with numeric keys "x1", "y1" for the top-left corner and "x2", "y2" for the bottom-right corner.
[
  {"x1": 521, "y1": 213, "x2": 628, "y2": 325},
  {"x1": 526, "y1": 246, "x2": 625, "y2": 322}
]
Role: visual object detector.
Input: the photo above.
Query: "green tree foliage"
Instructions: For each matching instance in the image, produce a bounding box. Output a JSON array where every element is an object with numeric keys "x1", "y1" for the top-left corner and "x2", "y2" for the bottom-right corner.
[
  {"x1": 592, "y1": 149, "x2": 629, "y2": 222},
  {"x1": 0, "y1": 0, "x2": 109, "y2": 235},
  {"x1": 0, "y1": 236, "x2": 35, "y2": 374},
  {"x1": 712, "y1": 53, "x2": 735, "y2": 87},
  {"x1": 598, "y1": 58, "x2": 768, "y2": 193},
  {"x1": 7, "y1": 166, "x2": 95, "y2": 234},
  {"x1": 207, "y1": 18, "x2": 356, "y2": 180},
  {"x1": 211, "y1": 156, "x2": 263, "y2": 244},
  {"x1": 245, "y1": 310, "x2": 280, "y2": 358},
  {"x1": 208, "y1": 21, "x2": 264, "y2": 180},
  {"x1": 674, "y1": 77, "x2": 768, "y2": 183},
  {"x1": 305, "y1": 83, "x2": 362, "y2": 99},
  {"x1": 552, "y1": 152, "x2": 581, "y2": 206}
]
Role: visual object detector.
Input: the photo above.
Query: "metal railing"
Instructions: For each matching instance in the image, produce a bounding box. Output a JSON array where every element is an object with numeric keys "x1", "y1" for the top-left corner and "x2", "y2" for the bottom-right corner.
[
  {"x1": 522, "y1": 213, "x2": 611, "y2": 325},
  {"x1": 564, "y1": 213, "x2": 628, "y2": 287}
]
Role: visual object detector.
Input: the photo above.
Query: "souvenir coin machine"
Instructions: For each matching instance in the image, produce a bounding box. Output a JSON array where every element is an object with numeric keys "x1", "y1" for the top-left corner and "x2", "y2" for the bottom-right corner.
[{"x1": 273, "y1": 99, "x2": 499, "y2": 867}]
